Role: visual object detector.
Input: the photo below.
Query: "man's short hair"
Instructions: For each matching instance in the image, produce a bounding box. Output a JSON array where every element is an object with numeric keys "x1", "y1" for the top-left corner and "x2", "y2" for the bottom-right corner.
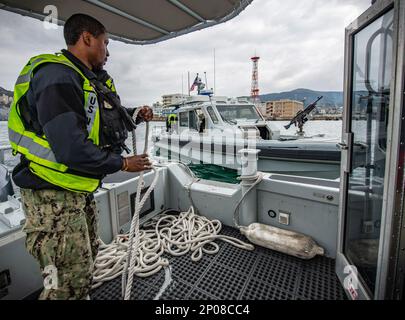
[{"x1": 64, "y1": 13, "x2": 106, "y2": 45}]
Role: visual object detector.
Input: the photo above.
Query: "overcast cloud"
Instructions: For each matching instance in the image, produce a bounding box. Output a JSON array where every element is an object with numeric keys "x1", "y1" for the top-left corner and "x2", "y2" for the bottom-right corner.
[{"x1": 0, "y1": 0, "x2": 370, "y2": 107}]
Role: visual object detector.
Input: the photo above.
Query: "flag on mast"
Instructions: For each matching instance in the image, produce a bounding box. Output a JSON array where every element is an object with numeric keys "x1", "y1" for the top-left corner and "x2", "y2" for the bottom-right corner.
[{"x1": 190, "y1": 73, "x2": 199, "y2": 91}]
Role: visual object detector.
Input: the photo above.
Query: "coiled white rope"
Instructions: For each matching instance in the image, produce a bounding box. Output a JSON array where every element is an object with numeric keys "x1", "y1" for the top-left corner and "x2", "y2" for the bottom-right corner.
[{"x1": 92, "y1": 207, "x2": 254, "y2": 290}]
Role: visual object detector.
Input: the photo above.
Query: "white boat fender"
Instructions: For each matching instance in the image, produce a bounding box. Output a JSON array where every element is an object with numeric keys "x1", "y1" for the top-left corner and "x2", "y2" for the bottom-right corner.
[{"x1": 239, "y1": 223, "x2": 325, "y2": 260}]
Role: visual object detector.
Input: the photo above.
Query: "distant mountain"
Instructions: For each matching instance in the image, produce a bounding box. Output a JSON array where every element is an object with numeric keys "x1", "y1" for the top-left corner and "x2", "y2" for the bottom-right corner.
[
  {"x1": 259, "y1": 88, "x2": 343, "y2": 108},
  {"x1": 0, "y1": 86, "x2": 13, "y2": 97}
]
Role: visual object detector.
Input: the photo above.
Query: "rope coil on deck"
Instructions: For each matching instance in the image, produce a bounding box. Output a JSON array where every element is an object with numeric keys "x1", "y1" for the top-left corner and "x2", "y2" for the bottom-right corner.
[{"x1": 92, "y1": 207, "x2": 254, "y2": 290}]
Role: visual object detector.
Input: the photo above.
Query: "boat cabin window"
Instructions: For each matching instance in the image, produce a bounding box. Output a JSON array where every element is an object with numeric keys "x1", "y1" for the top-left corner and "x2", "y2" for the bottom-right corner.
[
  {"x1": 216, "y1": 105, "x2": 261, "y2": 124},
  {"x1": 189, "y1": 110, "x2": 198, "y2": 131},
  {"x1": 195, "y1": 109, "x2": 206, "y2": 133},
  {"x1": 207, "y1": 106, "x2": 219, "y2": 124},
  {"x1": 179, "y1": 112, "x2": 188, "y2": 127},
  {"x1": 179, "y1": 110, "x2": 200, "y2": 131}
]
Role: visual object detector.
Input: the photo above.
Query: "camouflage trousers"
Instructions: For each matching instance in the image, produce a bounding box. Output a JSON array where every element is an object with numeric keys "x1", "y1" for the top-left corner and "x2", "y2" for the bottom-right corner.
[{"x1": 20, "y1": 189, "x2": 99, "y2": 300}]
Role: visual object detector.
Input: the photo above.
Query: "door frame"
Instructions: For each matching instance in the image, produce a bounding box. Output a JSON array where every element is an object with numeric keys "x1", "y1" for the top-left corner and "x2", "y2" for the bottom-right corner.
[
  {"x1": 336, "y1": 0, "x2": 403, "y2": 300},
  {"x1": 378, "y1": 0, "x2": 405, "y2": 299}
]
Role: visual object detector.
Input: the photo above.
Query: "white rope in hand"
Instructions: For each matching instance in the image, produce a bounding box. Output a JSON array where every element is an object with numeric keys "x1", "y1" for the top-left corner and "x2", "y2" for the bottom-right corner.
[{"x1": 121, "y1": 107, "x2": 159, "y2": 300}]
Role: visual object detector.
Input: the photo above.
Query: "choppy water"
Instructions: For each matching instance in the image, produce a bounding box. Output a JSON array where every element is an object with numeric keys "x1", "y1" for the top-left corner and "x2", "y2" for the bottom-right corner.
[{"x1": 0, "y1": 120, "x2": 342, "y2": 183}]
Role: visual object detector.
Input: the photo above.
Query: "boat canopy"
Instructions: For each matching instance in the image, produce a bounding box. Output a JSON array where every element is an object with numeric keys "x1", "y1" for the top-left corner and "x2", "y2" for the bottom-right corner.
[{"x1": 0, "y1": 0, "x2": 253, "y2": 44}]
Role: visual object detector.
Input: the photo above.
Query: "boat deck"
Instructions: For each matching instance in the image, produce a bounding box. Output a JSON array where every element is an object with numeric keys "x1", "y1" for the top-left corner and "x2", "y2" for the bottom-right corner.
[{"x1": 90, "y1": 225, "x2": 346, "y2": 300}]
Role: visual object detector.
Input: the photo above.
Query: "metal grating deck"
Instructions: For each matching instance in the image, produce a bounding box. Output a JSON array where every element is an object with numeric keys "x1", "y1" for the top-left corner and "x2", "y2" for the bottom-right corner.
[{"x1": 90, "y1": 225, "x2": 347, "y2": 300}]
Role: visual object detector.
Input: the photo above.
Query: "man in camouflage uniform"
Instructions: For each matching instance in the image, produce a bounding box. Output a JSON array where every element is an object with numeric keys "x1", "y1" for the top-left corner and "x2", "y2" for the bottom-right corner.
[{"x1": 10, "y1": 14, "x2": 153, "y2": 299}]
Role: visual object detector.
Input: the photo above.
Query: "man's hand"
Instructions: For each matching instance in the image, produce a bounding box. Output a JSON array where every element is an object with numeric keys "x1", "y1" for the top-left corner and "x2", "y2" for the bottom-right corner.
[
  {"x1": 122, "y1": 154, "x2": 152, "y2": 172},
  {"x1": 137, "y1": 106, "x2": 153, "y2": 122}
]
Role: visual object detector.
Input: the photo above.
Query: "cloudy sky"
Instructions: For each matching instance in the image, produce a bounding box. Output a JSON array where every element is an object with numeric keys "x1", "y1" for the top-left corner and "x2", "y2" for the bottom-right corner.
[{"x1": 0, "y1": 0, "x2": 370, "y2": 107}]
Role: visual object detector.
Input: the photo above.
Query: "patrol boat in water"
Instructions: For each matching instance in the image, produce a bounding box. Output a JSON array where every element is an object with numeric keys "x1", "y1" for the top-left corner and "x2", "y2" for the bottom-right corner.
[
  {"x1": 152, "y1": 95, "x2": 346, "y2": 179},
  {"x1": 1, "y1": 0, "x2": 405, "y2": 301}
]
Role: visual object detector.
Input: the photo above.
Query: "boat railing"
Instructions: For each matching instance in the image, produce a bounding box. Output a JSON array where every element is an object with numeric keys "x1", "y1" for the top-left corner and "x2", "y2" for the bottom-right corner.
[{"x1": 0, "y1": 145, "x2": 12, "y2": 165}]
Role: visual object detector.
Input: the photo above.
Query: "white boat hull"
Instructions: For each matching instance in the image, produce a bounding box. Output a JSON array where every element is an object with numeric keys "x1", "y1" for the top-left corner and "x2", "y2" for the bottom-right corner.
[{"x1": 152, "y1": 133, "x2": 342, "y2": 179}]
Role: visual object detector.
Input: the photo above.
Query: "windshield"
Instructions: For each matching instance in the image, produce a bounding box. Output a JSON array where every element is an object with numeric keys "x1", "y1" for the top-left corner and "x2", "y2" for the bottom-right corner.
[{"x1": 216, "y1": 105, "x2": 261, "y2": 123}]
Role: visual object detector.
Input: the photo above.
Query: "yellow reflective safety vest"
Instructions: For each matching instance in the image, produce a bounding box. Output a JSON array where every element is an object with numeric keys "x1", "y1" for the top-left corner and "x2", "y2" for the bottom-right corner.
[
  {"x1": 168, "y1": 114, "x2": 177, "y2": 125},
  {"x1": 8, "y1": 53, "x2": 103, "y2": 193}
]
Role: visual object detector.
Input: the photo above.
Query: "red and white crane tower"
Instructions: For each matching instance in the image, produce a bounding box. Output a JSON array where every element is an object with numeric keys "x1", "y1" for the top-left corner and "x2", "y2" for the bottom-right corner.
[{"x1": 250, "y1": 55, "x2": 260, "y2": 104}]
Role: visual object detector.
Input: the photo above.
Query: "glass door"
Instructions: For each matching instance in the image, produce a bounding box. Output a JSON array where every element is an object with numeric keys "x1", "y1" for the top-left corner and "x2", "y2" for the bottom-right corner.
[{"x1": 337, "y1": 3, "x2": 394, "y2": 299}]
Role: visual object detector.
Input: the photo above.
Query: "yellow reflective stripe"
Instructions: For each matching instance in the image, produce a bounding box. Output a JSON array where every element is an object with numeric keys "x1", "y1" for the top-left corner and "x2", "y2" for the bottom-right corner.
[
  {"x1": 105, "y1": 78, "x2": 116, "y2": 93},
  {"x1": 10, "y1": 142, "x2": 67, "y2": 172},
  {"x1": 8, "y1": 104, "x2": 25, "y2": 133},
  {"x1": 30, "y1": 133, "x2": 50, "y2": 149},
  {"x1": 15, "y1": 57, "x2": 46, "y2": 85},
  {"x1": 29, "y1": 162, "x2": 99, "y2": 194},
  {"x1": 9, "y1": 128, "x2": 50, "y2": 154},
  {"x1": 11, "y1": 143, "x2": 67, "y2": 171},
  {"x1": 16, "y1": 54, "x2": 87, "y2": 86},
  {"x1": 13, "y1": 82, "x2": 30, "y2": 106},
  {"x1": 19, "y1": 64, "x2": 32, "y2": 76},
  {"x1": 83, "y1": 82, "x2": 94, "y2": 91},
  {"x1": 8, "y1": 128, "x2": 67, "y2": 171},
  {"x1": 15, "y1": 73, "x2": 31, "y2": 85}
]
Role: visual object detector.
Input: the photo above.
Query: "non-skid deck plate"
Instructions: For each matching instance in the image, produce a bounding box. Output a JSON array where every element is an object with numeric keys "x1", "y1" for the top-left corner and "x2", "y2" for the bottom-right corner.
[{"x1": 90, "y1": 225, "x2": 347, "y2": 300}]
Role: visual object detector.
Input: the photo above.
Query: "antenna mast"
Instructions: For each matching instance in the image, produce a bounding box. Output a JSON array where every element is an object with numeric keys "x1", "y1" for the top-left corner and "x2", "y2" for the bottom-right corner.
[{"x1": 214, "y1": 48, "x2": 216, "y2": 95}]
